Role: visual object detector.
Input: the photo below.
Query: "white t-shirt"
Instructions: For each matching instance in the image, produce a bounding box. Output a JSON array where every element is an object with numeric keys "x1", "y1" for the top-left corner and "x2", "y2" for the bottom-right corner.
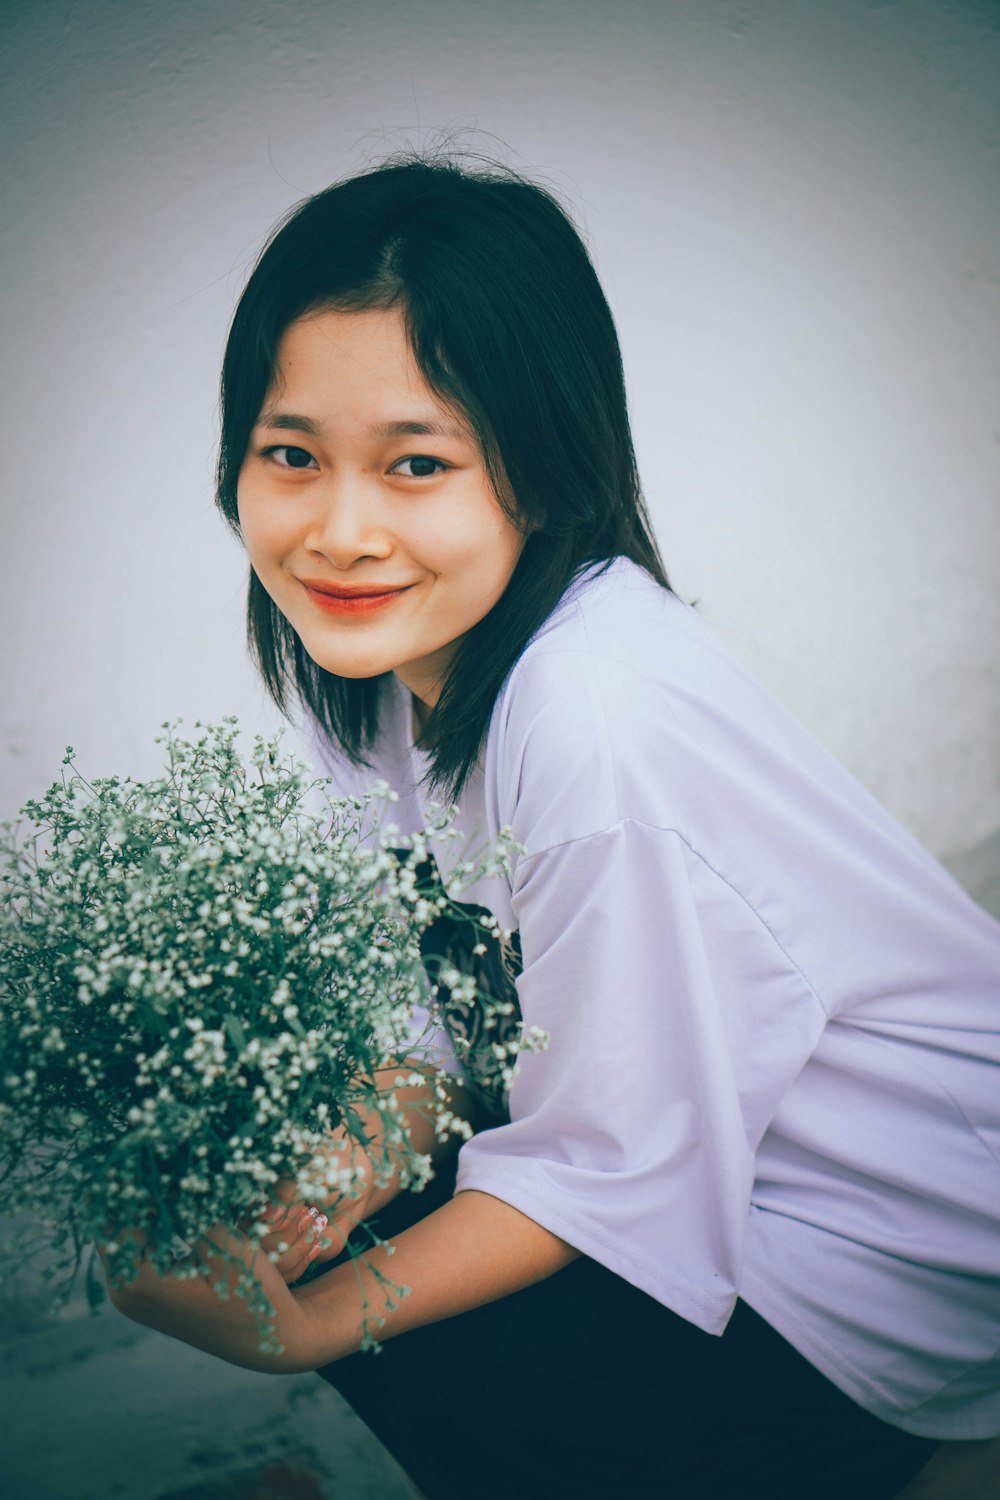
[{"x1": 302, "y1": 555, "x2": 1000, "y2": 1440}]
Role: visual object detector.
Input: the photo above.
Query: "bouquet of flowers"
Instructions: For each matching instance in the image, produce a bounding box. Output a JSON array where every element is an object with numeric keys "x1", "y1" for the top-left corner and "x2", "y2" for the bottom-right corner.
[{"x1": 0, "y1": 718, "x2": 539, "y2": 1352}]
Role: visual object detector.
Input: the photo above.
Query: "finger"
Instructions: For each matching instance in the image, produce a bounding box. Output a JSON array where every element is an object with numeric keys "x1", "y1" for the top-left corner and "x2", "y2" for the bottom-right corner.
[
  {"x1": 272, "y1": 1207, "x2": 329, "y2": 1279},
  {"x1": 296, "y1": 1207, "x2": 329, "y2": 1261},
  {"x1": 264, "y1": 1212, "x2": 308, "y2": 1259},
  {"x1": 239, "y1": 1200, "x2": 285, "y2": 1242},
  {"x1": 293, "y1": 1208, "x2": 330, "y2": 1277},
  {"x1": 261, "y1": 1192, "x2": 308, "y2": 1241},
  {"x1": 250, "y1": 1180, "x2": 300, "y2": 1233},
  {"x1": 272, "y1": 1177, "x2": 301, "y2": 1213},
  {"x1": 278, "y1": 1245, "x2": 325, "y2": 1287}
]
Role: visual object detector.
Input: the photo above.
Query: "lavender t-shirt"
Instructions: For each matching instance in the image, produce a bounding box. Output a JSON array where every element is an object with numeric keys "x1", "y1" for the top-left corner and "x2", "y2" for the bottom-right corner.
[{"x1": 302, "y1": 555, "x2": 1000, "y2": 1440}]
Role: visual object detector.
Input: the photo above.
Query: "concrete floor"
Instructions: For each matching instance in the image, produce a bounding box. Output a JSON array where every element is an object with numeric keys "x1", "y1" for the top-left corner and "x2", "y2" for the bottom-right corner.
[
  {"x1": 0, "y1": 1269, "x2": 420, "y2": 1500},
  {"x1": 2, "y1": 839, "x2": 996, "y2": 1500}
]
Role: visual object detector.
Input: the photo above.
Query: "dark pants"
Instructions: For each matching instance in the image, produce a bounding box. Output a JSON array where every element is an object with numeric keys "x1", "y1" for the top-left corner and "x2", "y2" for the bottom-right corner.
[{"x1": 312, "y1": 1161, "x2": 938, "y2": 1500}]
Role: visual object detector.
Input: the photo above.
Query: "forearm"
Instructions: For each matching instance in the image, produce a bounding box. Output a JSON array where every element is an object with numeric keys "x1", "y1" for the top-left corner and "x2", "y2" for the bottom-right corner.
[
  {"x1": 104, "y1": 1226, "x2": 318, "y2": 1373},
  {"x1": 313, "y1": 1058, "x2": 482, "y2": 1242},
  {"x1": 104, "y1": 1061, "x2": 484, "y2": 1368},
  {"x1": 369, "y1": 1060, "x2": 484, "y2": 1209},
  {"x1": 109, "y1": 1184, "x2": 580, "y2": 1373},
  {"x1": 294, "y1": 1187, "x2": 581, "y2": 1363}
]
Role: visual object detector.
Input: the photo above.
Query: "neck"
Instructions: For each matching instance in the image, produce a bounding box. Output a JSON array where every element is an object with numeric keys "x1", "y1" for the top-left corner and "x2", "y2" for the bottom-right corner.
[{"x1": 410, "y1": 692, "x2": 432, "y2": 739}]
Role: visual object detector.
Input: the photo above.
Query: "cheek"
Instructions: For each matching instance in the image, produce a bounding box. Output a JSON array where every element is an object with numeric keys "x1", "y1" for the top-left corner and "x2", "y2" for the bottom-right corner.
[
  {"x1": 235, "y1": 480, "x2": 256, "y2": 548},
  {"x1": 236, "y1": 485, "x2": 288, "y2": 565},
  {"x1": 424, "y1": 485, "x2": 523, "y2": 576},
  {"x1": 477, "y1": 506, "x2": 528, "y2": 573},
  {"x1": 445, "y1": 529, "x2": 524, "y2": 609}
]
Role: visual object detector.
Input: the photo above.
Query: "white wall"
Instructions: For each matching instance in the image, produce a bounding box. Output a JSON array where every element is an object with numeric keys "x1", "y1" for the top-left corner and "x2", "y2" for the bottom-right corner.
[{"x1": 3, "y1": 0, "x2": 998, "y2": 860}]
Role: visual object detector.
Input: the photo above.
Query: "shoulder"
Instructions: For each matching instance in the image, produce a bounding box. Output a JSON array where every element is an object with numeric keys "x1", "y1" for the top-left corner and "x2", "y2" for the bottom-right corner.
[
  {"x1": 488, "y1": 557, "x2": 783, "y2": 855},
  {"x1": 504, "y1": 556, "x2": 759, "y2": 723}
]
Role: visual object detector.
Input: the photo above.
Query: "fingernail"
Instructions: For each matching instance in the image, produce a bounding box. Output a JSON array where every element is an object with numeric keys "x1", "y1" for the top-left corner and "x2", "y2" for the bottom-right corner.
[
  {"x1": 307, "y1": 1245, "x2": 321, "y2": 1262},
  {"x1": 306, "y1": 1206, "x2": 322, "y2": 1223}
]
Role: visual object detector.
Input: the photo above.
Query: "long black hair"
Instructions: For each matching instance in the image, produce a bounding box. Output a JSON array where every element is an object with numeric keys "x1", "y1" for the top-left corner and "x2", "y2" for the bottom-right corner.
[{"x1": 215, "y1": 152, "x2": 670, "y2": 803}]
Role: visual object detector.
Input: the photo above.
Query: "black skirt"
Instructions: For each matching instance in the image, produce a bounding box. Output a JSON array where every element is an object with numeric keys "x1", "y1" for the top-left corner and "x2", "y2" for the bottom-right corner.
[{"x1": 311, "y1": 1158, "x2": 938, "y2": 1500}]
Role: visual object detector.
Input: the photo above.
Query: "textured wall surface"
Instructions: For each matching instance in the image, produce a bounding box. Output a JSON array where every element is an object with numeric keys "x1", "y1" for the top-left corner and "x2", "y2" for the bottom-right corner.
[
  {"x1": 2, "y1": 8, "x2": 999, "y2": 1497},
  {"x1": 3, "y1": 0, "x2": 998, "y2": 857}
]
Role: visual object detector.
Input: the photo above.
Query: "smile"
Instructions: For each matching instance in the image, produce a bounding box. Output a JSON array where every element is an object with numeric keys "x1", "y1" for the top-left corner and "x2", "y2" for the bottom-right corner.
[{"x1": 302, "y1": 584, "x2": 412, "y2": 615}]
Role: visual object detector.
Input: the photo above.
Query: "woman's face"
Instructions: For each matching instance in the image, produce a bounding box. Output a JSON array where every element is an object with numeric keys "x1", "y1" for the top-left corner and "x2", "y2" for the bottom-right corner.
[{"x1": 237, "y1": 305, "x2": 527, "y2": 713}]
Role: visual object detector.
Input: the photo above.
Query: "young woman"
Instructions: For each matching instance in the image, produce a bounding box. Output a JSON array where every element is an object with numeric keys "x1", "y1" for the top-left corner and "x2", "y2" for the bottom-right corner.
[{"x1": 108, "y1": 156, "x2": 1000, "y2": 1499}]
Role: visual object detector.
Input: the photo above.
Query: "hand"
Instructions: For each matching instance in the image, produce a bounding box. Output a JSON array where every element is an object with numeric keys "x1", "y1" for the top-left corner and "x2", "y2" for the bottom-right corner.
[
  {"x1": 240, "y1": 1125, "x2": 376, "y2": 1284},
  {"x1": 99, "y1": 1213, "x2": 324, "y2": 1374},
  {"x1": 253, "y1": 1198, "x2": 332, "y2": 1285}
]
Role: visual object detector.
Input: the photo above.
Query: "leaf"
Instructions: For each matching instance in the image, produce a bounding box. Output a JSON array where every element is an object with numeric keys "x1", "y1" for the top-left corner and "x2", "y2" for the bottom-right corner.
[
  {"x1": 341, "y1": 1106, "x2": 373, "y2": 1149},
  {"x1": 144, "y1": 1146, "x2": 177, "y2": 1247},
  {"x1": 224, "y1": 1013, "x2": 248, "y2": 1053},
  {"x1": 85, "y1": 1246, "x2": 107, "y2": 1313}
]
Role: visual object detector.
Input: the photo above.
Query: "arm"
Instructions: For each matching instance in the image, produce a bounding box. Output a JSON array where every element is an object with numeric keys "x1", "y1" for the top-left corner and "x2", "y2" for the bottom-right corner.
[
  {"x1": 251, "y1": 1056, "x2": 488, "y2": 1273},
  {"x1": 101, "y1": 1056, "x2": 524, "y2": 1374},
  {"x1": 104, "y1": 1052, "x2": 464, "y2": 1293},
  {"x1": 293, "y1": 1187, "x2": 581, "y2": 1365},
  {"x1": 109, "y1": 1186, "x2": 579, "y2": 1374},
  {"x1": 104, "y1": 1057, "x2": 548, "y2": 1370},
  {"x1": 311, "y1": 1057, "x2": 489, "y2": 1246},
  {"x1": 104, "y1": 1221, "x2": 316, "y2": 1373}
]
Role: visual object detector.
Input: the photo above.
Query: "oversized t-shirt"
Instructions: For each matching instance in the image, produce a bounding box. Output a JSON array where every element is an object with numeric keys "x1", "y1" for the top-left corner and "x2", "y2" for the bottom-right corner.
[{"x1": 302, "y1": 555, "x2": 1000, "y2": 1440}]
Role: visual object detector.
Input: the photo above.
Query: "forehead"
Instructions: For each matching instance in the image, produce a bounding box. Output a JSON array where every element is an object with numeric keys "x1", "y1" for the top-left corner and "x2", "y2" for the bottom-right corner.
[
  {"x1": 273, "y1": 307, "x2": 419, "y2": 397},
  {"x1": 262, "y1": 306, "x2": 473, "y2": 441},
  {"x1": 263, "y1": 307, "x2": 473, "y2": 439}
]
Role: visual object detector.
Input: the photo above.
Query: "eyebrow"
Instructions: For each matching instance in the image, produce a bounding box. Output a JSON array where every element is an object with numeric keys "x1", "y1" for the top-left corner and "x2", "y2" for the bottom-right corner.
[{"x1": 255, "y1": 410, "x2": 471, "y2": 441}]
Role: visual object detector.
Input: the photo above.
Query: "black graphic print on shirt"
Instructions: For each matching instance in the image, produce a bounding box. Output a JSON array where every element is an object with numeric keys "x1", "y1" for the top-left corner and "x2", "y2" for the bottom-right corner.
[{"x1": 392, "y1": 849, "x2": 523, "y2": 1122}]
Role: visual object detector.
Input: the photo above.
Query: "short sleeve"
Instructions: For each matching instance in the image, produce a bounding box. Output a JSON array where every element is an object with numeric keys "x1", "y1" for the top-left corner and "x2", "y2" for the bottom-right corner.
[{"x1": 454, "y1": 817, "x2": 824, "y2": 1333}]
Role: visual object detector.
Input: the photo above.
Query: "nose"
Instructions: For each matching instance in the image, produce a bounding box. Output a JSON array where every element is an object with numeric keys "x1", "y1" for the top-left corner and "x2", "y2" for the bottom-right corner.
[{"x1": 303, "y1": 473, "x2": 392, "y2": 567}]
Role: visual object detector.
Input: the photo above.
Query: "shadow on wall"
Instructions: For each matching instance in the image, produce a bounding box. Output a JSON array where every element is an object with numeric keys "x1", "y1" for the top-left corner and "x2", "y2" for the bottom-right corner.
[{"x1": 942, "y1": 828, "x2": 1000, "y2": 923}]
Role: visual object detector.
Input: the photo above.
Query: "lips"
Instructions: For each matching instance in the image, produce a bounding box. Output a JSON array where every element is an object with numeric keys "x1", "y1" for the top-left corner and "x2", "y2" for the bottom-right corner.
[
  {"x1": 298, "y1": 579, "x2": 411, "y2": 598},
  {"x1": 299, "y1": 579, "x2": 412, "y2": 616}
]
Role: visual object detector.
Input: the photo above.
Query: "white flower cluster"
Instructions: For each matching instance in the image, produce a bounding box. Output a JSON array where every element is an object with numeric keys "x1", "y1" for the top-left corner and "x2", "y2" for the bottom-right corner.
[{"x1": 0, "y1": 718, "x2": 528, "y2": 1351}]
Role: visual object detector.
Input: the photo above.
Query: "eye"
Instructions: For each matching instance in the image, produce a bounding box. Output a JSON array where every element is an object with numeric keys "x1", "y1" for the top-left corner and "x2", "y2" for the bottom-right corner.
[
  {"x1": 390, "y1": 455, "x2": 449, "y2": 479},
  {"x1": 262, "y1": 445, "x2": 317, "y2": 470}
]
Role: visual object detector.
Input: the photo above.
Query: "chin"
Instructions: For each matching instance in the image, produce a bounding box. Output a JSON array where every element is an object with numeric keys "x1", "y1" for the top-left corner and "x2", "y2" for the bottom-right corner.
[
  {"x1": 300, "y1": 643, "x2": 395, "y2": 681},
  {"x1": 331, "y1": 664, "x2": 395, "y2": 681}
]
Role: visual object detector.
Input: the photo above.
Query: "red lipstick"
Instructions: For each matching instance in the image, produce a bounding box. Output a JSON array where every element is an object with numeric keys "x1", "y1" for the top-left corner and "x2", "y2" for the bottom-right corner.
[{"x1": 299, "y1": 579, "x2": 412, "y2": 615}]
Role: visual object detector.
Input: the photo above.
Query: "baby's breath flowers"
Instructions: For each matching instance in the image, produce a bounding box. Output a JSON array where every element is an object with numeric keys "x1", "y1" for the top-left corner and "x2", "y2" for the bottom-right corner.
[{"x1": 0, "y1": 717, "x2": 541, "y2": 1352}]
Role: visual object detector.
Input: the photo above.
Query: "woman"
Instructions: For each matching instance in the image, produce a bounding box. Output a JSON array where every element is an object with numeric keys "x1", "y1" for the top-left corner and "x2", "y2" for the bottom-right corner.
[{"x1": 108, "y1": 155, "x2": 1000, "y2": 1499}]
